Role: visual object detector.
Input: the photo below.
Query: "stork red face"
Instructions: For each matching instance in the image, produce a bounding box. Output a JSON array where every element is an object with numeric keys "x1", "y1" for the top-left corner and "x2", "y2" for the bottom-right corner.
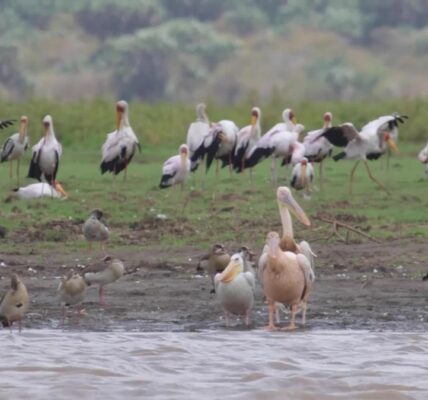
[
  {"x1": 301, "y1": 158, "x2": 308, "y2": 166},
  {"x1": 323, "y1": 112, "x2": 332, "y2": 122},
  {"x1": 383, "y1": 132, "x2": 399, "y2": 153},
  {"x1": 179, "y1": 145, "x2": 188, "y2": 156}
]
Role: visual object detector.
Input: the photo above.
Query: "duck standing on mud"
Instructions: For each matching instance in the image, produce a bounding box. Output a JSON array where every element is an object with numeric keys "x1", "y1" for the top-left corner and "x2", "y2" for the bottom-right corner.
[
  {"x1": 215, "y1": 253, "x2": 255, "y2": 327},
  {"x1": 0, "y1": 274, "x2": 30, "y2": 332},
  {"x1": 198, "y1": 243, "x2": 231, "y2": 293},
  {"x1": 58, "y1": 271, "x2": 87, "y2": 324},
  {"x1": 83, "y1": 256, "x2": 125, "y2": 306},
  {"x1": 82, "y1": 209, "x2": 109, "y2": 253}
]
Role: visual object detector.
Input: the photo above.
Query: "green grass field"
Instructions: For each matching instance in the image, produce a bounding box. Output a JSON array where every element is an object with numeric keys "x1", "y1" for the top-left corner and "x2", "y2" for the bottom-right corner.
[{"x1": 0, "y1": 137, "x2": 426, "y2": 256}]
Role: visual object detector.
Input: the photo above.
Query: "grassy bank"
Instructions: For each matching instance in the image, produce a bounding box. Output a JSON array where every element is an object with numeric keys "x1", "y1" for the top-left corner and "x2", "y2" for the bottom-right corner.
[{"x1": 0, "y1": 140, "x2": 426, "y2": 256}]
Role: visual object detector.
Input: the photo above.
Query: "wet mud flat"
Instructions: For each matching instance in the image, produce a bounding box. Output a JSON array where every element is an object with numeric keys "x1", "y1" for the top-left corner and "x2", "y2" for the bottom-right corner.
[{"x1": 0, "y1": 239, "x2": 427, "y2": 332}]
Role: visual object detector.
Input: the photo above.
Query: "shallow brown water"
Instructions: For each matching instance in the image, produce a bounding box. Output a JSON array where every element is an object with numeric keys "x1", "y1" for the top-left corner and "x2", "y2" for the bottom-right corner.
[{"x1": 1, "y1": 329, "x2": 427, "y2": 399}]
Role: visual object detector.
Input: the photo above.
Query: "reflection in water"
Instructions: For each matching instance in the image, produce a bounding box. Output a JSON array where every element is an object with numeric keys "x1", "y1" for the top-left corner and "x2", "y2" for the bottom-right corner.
[{"x1": 1, "y1": 330, "x2": 427, "y2": 400}]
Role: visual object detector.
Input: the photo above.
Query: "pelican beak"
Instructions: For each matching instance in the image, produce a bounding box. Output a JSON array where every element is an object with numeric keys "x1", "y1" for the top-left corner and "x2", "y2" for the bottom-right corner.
[
  {"x1": 268, "y1": 238, "x2": 278, "y2": 257},
  {"x1": 55, "y1": 183, "x2": 68, "y2": 199},
  {"x1": 116, "y1": 109, "x2": 123, "y2": 131},
  {"x1": 387, "y1": 138, "x2": 399, "y2": 154},
  {"x1": 251, "y1": 115, "x2": 257, "y2": 126},
  {"x1": 219, "y1": 260, "x2": 240, "y2": 283},
  {"x1": 278, "y1": 189, "x2": 311, "y2": 227}
]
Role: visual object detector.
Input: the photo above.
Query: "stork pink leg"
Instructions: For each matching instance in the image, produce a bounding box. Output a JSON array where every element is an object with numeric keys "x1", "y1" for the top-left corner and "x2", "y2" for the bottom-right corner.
[{"x1": 364, "y1": 161, "x2": 389, "y2": 193}]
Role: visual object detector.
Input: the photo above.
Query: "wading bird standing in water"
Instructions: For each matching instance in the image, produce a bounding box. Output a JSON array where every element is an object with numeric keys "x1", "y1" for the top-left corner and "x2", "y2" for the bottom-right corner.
[
  {"x1": 101, "y1": 100, "x2": 140, "y2": 181},
  {"x1": 1, "y1": 115, "x2": 29, "y2": 185},
  {"x1": 315, "y1": 114, "x2": 408, "y2": 195},
  {"x1": 28, "y1": 115, "x2": 62, "y2": 185},
  {"x1": 159, "y1": 144, "x2": 191, "y2": 189}
]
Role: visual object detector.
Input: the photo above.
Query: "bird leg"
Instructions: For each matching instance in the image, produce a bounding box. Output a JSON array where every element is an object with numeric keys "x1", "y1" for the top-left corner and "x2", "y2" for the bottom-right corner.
[
  {"x1": 245, "y1": 309, "x2": 251, "y2": 327},
  {"x1": 123, "y1": 161, "x2": 128, "y2": 182},
  {"x1": 16, "y1": 159, "x2": 20, "y2": 186},
  {"x1": 249, "y1": 168, "x2": 253, "y2": 184},
  {"x1": 301, "y1": 301, "x2": 307, "y2": 326},
  {"x1": 271, "y1": 156, "x2": 277, "y2": 185},
  {"x1": 61, "y1": 305, "x2": 66, "y2": 326},
  {"x1": 18, "y1": 319, "x2": 22, "y2": 333},
  {"x1": 275, "y1": 303, "x2": 280, "y2": 324},
  {"x1": 349, "y1": 160, "x2": 360, "y2": 196},
  {"x1": 319, "y1": 160, "x2": 324, "y2": 191},
  {"x1": 364, "y1": 161, "x2": 389, "y2": 193},
  {"x1": 99, "y1": 286, "x2": 105, "y2": 306},
  {"x1": 263, "y1": 300, "x2": 277, "y2": 331},
  {"x1": 224, "y1": 311, "x2": 230, "y2": 327},
  {"x1": 281, "y1": 303, "x2": 298, "y2": 331},
  {"x1": 9, "y1": 160, "x2": 12, "y2": 180}
]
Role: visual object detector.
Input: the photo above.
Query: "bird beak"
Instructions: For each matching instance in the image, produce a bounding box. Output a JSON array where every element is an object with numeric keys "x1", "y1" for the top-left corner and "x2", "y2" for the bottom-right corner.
[
  {"x1": 387, "y1": 138, "x2": 399, "y2": 154},
  {"x1": 55, "y1": 183, "x2": 68, "y2": 199},
  {"x1": 116, "y1": 110, "x2": 123, "y2": 131},
  {"x1": 251, "y1": 115, "x2": 257, "y2": 126},
  {"x1": 292, "y1": 116, "x2": 297, "y2": 124},
  {"x1": 218, "y1": 132, "x2": 228, "y2": 142},
  {"x1": 20, "y1": 120, "x2": 27, "y2": 134},
  {"x1": 43, "y1": 122, "x2": 50, "y2": 136},
  {"x1": 219, "y1": 260, "x2": 240, "y2": 283},
  {"x1": 301, "y1": 163, "x2": 307, "y2": 180},
  {"x1": 278, "y1": 190, "x2": 311, "y2": 227},
  {"x1": 268, "y1": 238, "x2": 278, "y2": 257}
]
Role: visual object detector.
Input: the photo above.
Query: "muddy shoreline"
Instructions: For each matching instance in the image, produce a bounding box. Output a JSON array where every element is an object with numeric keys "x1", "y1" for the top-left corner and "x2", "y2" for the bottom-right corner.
[{"x1": 0, "y1": 239, "x2": 427, "y2": 332}]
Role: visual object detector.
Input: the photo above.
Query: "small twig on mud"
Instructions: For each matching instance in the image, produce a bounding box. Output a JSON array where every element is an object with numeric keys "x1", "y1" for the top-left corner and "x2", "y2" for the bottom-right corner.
[{"x1": 313, "y1": 215, "x2": 381, "y2": 243}]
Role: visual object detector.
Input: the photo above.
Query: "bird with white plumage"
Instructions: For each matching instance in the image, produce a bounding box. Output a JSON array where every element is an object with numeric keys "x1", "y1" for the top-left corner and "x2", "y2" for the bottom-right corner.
[{"x1": 159, "y1": 144, "x2": 191, "y2": 189}]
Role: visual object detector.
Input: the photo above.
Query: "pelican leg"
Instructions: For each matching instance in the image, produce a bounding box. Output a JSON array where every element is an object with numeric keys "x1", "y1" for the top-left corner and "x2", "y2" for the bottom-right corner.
[
  {"x1": 62, "y1": 305, "x2": 66, "y2": 326},
  {"x1": 245, "y1": 309, "x2": 251, "y2": 327},
  {"x1": 264, "y1": 300, "x2": 277, "y2": 331},
  {"x1": 224, "y1": 311, "x2": 230, "y2": 327},
  {"x1": 282, "y1": 303, "x2": 298, "y2": 331},
  {"x1": 18, "y1": 318, "x2": 22, "y2": 333},
  {"x1": 301, "y1": 301, "x2": 307, "y2": 326},
  {"x1": 364, "y1": 161, "x2": 388, "y2": 193},
  {"x1": 275, "y1": 303, "x2": 280, "y2": 324},
  {"x1": 349, "y1": 160, "x2": 360, "y2": 196}
]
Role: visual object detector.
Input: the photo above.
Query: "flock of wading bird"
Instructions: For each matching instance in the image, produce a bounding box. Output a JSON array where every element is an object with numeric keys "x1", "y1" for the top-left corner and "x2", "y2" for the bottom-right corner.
[{"x1": 0, "y1": 100, "x2": 426, "y2": 332}]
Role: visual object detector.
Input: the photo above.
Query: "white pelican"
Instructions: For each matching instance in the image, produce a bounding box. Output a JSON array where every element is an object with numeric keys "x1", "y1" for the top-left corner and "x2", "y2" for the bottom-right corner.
[
  {"x1": 233, "y1": 107, "x2": 262, "y2": 176},
  {"x1": 0, "y1": 274, "x2": 29, "y2": 332},
  {"x1": 316, "y1": 114, "x2": 408, "y2": 194},
  {"x1": 198, "y1": 243, "x2": 230, "y2": 293},
  {"x1": 57, "y1": 271, "x2": 87, "y2": 324},
  {"x1": 1, "y1": 115, "x2": 29, "y2": 184},
  {"x1": 159, "y1": 144, "x2": 191, "y2": 189},
  {"x1": 192, "y1": 120, "x2": 239, "y2": 176},
  {"x1": 261, "y1": 231, "x2": 314, "y2": 331},
  {"x1": 215, "y1": 253, "x2": 255, "y2": 327},
  {"x1": 258, "y1": 187, "x2": 315, "y2": 325},
  {"x1": 28, "y1": 115, "x2": 62, "y2": 184},
  {"x1": 291, "y1": 157, "x2": 314, "y2": 196},
  {"x1": 418, "y1": 142, "x2": 428, "y2": 178},
  {"x1": 8, "y1": 181, "x2": 68, "y2": 200},
  {"x1": 303, "y1": 112, "x2": 334, "y2": 187},
  {"x1": 187, "y1": 103, "x2": 210, "y2": 172},
  {"x1": 82, "y1": 209, "x2": 109, "y2": 252},
  {"x1": 0, "y1": 119, "x2": 14, "y2": 130},
  {"x1": 100, "y1": 100, "x2": 140, "y2": 180},
  {"x1": 83, "y1": 256, "x2": 124, "y2": 306}
]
